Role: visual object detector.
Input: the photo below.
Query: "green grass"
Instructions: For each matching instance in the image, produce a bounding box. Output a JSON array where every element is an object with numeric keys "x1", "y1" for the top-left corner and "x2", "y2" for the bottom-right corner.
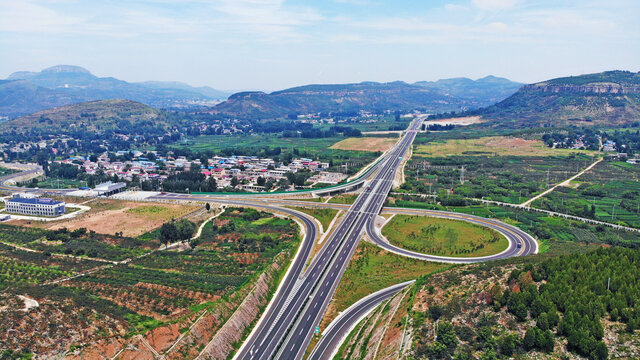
[
  {"x1": 28, "y1": 178, "x2": 84, "y2": 189},
  {"x1": 531, "y1": 160, "x2": 640, "y2": 228},
  {"x1": 382, "y1": 215, "x2": 508, "y2": 257},
  {"x1": 328, "y1": 194, "x2": 358, "y2": 205},
  {"x1": 288, "y1": 207, "x2": 338, "y2": 232},
  {"x1": 179, "y1": 134, "x2": 341, "y2": 152},
  {"x1": 386, "y1": 198, "x2": 640, "y2": 249},
  {"x1": 174, "y1": 134, "x2": 379, "y2": 175},
  {"x1": 329, "y1": 242, "x2": 449, "y2": 316}
]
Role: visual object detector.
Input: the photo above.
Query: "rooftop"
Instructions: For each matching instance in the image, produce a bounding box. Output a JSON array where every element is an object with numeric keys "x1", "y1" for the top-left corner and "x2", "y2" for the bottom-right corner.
[{"x1": 8, "y1": 197, "x2": 64, "y2": 206}]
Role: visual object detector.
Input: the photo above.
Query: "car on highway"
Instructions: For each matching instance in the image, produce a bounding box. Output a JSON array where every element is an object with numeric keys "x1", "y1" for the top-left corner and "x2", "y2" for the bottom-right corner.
[{"x1": 517, "y1": 243, "x2": 522, "y2": 249}]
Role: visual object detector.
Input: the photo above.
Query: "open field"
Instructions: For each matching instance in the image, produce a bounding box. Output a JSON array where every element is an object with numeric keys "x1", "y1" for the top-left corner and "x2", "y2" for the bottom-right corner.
[
  {"x1": 330, "y1": 136, "x2": 397, "y2": 152},
  {"x1": 0, "y1": 223, "x2": 153, "y2": 261},
  {"x1": 288, "y1": 206, "x2": 338, "y2": 232},
  {"x1": 532, "y1": 160, "x2": 640, "y2": 228},
  {"x1": 401, "y1": 153, "x2": 597, "y2": 204},
  {"x1": 328, "y1": 194, "x2": 358, "y2": 205},
  {"x1": 423, "y1": 115, "x2": 483, "y2": 127},
  {"x1": 175, "y1": 134, "x2": 379, "y2": 175},
  {"x1": 0, "y1": 242, "x2": 102, "y2": 290},
  {"x1": 321, "y1": 242, "x2": 448, "y2": 329},
  {"x1": 179, "y1": 134, "x2": 342, "y2": 153},
  {"x1": 26, "y1": 177, "x2": 85, "y2": 189},
  {"x1": 382, "y1": 215, "x2": 508, "y2": 257},
  {"x1": 414, "y1": 136, "x2": 597, "y2": 157},
  {"x1": 14, "y1": 200, "x2": 201, "y2": 237}
]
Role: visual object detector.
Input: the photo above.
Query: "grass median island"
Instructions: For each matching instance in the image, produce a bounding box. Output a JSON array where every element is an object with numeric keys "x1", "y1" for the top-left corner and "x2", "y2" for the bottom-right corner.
[
  {"x1": 322, "y1": 242, "x2": 448, "y2": 329},
  {"x1": 287, "y1": 206, "x2": 338, "y2": 232},
  {"x1": 328, "y1": 194, "x2": 358, "y2": 205},
  {"x1": 382, "y1": 215, "x2": 508, "y2": 258}
]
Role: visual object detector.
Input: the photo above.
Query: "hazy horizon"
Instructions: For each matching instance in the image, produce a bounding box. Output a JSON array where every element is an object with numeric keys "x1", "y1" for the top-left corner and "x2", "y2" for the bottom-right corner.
[{"x1": 1, "y1": 0, "x2": 639, "y2": 91}]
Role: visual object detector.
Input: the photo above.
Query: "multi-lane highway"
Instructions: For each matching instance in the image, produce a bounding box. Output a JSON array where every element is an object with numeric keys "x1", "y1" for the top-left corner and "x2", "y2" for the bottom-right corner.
[
  {"x1": 308, "y1": 280, "x2": 415, "y2": 360},
  {"x1": 261, "y1": 117, "x2": 423, "y2": 360},
  {"x1": 0, "y1": 117, "x2": 538, "y2": 359}
]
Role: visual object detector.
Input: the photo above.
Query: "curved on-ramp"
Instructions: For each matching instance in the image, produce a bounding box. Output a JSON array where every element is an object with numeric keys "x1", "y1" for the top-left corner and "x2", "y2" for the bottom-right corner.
[
  {"x1": 307, "y1": 208, "x2": 538, "y2": 360},
  {"x1": 370, "y1": 208, "x2": 538, "y2": 264},
  {"x1": 308, "y1": 281, "x2": 415, "y2": 360}
]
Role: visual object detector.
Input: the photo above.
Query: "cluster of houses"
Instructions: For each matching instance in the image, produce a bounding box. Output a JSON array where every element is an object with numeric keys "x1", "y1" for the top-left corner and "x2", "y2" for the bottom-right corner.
[{"x1": 58, "y1": 151, "x2": 348, "y2": 191}]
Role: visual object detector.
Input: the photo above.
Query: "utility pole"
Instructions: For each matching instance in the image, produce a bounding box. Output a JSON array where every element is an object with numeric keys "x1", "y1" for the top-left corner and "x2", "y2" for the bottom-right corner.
[
  {"x1": 460, "y1": 166, "x2": 465, "y2": 185},
  {"x1": 612, "y1": 204, "x2": 615, "y2": 221},
  {"x1": 546, "y1": 169, "x2": 550, "y2": 188}
]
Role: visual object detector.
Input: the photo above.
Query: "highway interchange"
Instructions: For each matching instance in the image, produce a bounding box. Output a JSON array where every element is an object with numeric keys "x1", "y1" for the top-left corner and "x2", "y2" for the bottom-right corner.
[{"x1": 0, "y1": 117, "x2": 538, "y2": 359}]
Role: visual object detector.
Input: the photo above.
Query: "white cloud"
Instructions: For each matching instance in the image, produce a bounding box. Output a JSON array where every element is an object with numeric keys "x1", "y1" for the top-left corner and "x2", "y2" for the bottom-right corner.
[
  {"x1": 444, "y1": 3, "x2": 469, "y2": 12},
  {"x1": 329, "y1": 34, "x2": 364, "y2": 42},
  {"x1": 471, "y1": 0, "x2": 518, "y2": 11},
  {"x1": 486, "y1": 21, "x2": 509, "y2": 32},
  {"x1": 211, "y1": 0, "x2": 323, "y2": 41},
  {"x1": 333, "y1": 0, "x2": 370, "y2": 5},
  {"x1": 0, "y1": 1, "x2": 83, "y2": 33}
]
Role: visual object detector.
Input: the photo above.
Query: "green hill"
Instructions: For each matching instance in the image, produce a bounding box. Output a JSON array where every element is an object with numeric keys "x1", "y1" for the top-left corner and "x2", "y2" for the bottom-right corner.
[
  {"x1": 212, "y1": 81, "x2": 467, "y2": 119},
  {"x1": 1, "y1": 99, "x2": 165, "y2": 134},
  {"x1": 474, "y1": 71, "x2": 640, "y2": 128}
]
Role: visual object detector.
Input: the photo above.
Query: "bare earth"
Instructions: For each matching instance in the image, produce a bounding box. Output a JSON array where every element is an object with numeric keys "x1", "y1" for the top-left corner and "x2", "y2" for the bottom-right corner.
[
  {"x1": 422, "y1": 115, "x2": 483, "y2": 127},
  {"x1": 330, "y1": 137, "x2": 397, "y2": 152},
  {"x1": 16, "y1": 199, "x2": 200, "y2": 237},
  {"x1": 415, "y1": 136, "x2": 598, "y2": 157}
]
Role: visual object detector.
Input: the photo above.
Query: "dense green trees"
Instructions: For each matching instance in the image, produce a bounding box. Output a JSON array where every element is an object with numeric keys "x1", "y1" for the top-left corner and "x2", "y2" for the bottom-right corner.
[
  {"x1": 489, "y1": 248, "x2": 640, "y2": 360},
  {"x1": 159, "y1": 219, "x2": 196, "y2": 246}
]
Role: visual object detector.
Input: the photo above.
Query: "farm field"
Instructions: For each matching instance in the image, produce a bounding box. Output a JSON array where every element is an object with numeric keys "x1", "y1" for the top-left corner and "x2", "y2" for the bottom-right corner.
[
  {"x1": 382, "y1": 215, "x2": 508, "y2": 257},
  {"x1": 175, "y1": 134, "x2": 379, "y2": 175},
  {"x1": 414, "y1": 136, "x2": 597, "y2": 157},
  {"x1": 0, "y1": 207, "x2": 300, "y2": 358},
  {"x1": 14, "y1": 199, "x2": 202, "y2": 237},
  {"x1": 288, "y1": 206, "x2": 338, "y2": 232},
  {"x1": 0, "y1": 242, "x2": 103, "y2": 290},
  {"x1": 179, "y1": 134, "x2": 342, "y2": 153},
  {"x1": 401, "y1": 153, "x2": 597, "y2": 204},
  {"x1": 0, "y1": 224, "x2": 153, "y2": 261},
  {"x1": 330, "y1": 136, "x2": 397, "y2": 152},
  {"x1": 532, "y1": 160, "x2": 640, "y2": 228},
  {"x1": 321, "y1": 241, "x2": 448, "y2": 329}
]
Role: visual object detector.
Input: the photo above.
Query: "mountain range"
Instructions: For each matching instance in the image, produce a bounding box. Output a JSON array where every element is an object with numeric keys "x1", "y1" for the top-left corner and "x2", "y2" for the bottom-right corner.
[
  {"x1": 209, "y1": 77, "x2": 522, "y2": 119},
  {"x1": 467, "y1": 70, "x2": 640, "y2": 128},
  {"x1": 0, "y1": 65, "x2": 231, "y2": 119},
  {"x1": 0, "y1": 65, "x2": 522, "y2": 120}
]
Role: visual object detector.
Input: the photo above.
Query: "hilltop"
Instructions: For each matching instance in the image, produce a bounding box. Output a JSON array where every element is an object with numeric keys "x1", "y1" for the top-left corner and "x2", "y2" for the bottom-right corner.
[
  {"x1": 470, "y1": 70, "x2": 640, "y2": 128},
  {"x1": 0, "y1": 65, "x2": 230, "y2": 119},
  {"x1": 1, "y1": 99, "x2": 165, "y2": 134},
  {"x1": 211, "y1": 78, "x2": 521, "y2": 119},
  {"x1": 414, "y1": 75, "x2": 522, "y2": 107}
]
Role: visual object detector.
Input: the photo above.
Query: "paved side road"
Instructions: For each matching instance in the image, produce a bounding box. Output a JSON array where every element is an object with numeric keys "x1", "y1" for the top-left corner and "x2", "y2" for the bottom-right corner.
[{"x1": 308, "y1": 281, "x2": 414, "y2": 360}]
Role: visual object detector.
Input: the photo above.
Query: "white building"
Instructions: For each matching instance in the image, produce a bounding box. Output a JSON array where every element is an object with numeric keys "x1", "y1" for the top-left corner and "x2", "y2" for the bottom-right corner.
[
  {"x1": 5, "y1": 195, "x2": 66, "y2": 217},
  {"x1": 94, "y1": 181, "x2": 126, "y2": 196}
]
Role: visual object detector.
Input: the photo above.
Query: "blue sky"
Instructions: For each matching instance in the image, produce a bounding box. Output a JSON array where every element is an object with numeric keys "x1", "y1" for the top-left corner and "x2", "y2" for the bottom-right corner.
[{"x1": 0, "y1": 0, "x2": 638, "y2": 91}]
